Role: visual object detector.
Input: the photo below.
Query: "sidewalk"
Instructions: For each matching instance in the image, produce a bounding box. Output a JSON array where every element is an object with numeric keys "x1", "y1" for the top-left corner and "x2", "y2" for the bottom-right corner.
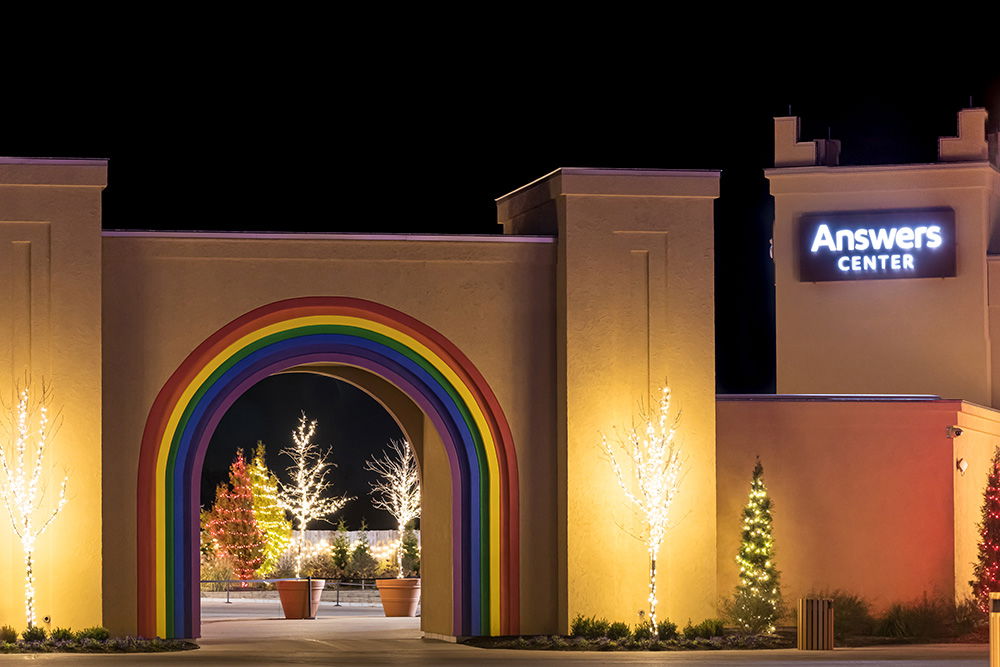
[{"x1": 0, "y1": 600, "x2": 988, "y2": 666}]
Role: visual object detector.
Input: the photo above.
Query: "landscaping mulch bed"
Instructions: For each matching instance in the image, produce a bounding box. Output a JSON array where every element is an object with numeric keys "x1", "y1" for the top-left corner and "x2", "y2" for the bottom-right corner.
[
  {"x1": 0, "y1": 637, "x2": 198, "y2": 653},
  {"x1": 466, "y1": 633, "x2": 792, "y2": 651}
]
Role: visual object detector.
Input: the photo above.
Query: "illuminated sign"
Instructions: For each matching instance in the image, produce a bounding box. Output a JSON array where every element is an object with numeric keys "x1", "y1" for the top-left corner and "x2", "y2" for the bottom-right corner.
[{"x1": 799, "y1": 208, "x2": 956, "y2": 282}]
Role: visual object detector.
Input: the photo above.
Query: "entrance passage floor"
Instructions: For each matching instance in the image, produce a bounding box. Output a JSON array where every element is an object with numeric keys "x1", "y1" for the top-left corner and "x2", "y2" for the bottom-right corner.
[{"x1": 0, "y1": 599, "x2": 988, "y2": 665}]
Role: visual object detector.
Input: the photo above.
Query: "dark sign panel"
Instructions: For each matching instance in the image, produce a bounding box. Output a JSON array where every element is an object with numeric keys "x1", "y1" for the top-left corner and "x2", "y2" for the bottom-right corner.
[{"x1": 799, "y1": 208, "x2": 956, "y2": 282}]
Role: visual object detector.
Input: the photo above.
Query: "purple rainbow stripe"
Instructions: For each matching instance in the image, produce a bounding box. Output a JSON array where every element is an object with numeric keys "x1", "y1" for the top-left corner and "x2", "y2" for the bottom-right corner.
[{"x1": 137, "y1": 297, "x2": 519, "y2": 638}]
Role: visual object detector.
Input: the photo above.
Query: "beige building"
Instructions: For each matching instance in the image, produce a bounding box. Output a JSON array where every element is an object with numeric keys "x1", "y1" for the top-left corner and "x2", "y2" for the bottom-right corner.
[
  {"x1": 5, "y1": 106, "x2": 996, "y2": 642},
  {"x1": 714, "y1": 109, "x2": 1000, "y2": 613},
  {"x1": 0, "y1": 161, "x2": 720, "y2": 639}
]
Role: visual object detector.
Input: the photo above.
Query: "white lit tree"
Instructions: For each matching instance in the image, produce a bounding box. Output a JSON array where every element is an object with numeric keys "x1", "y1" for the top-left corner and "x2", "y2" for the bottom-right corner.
[
  {"x1": 276, "y1": 412, "x2": 352, "y2": 578},
  {"x1": 0, "y1": 383, "x2": 68, "y2": 628},
  {"x1": 365, "y1": 439, "x2": 420, "y2": 578},
  {"x1": 601, "y1": 385, "x2": 683, "y2": 628}
]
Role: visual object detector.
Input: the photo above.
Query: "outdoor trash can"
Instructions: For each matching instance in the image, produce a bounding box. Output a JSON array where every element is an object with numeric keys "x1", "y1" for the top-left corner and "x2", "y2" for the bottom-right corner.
[{"x1": 797, "y1": 597, "x2": 833, "y2": 650}]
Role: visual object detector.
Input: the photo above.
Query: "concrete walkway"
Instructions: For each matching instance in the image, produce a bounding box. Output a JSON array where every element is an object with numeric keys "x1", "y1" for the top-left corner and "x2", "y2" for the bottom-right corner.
[{"x1": 0, "y1": 599, "x2": 988, "y2": 665}]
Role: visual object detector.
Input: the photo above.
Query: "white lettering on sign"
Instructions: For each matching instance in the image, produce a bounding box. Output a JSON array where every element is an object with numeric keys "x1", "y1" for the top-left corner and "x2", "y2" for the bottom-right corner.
[
  {"x1": 810, "y1": 223, "x2": 942, "y2": 275},
  {"x1": 810, "y1": 223, "x2": 943, "y2": 254}
]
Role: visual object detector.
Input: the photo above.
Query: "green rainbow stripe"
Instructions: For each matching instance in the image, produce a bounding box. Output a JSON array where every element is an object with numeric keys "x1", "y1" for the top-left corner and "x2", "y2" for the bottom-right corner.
[{"x1": 137, "y1": 297, "x2": 519, "y2": 638}]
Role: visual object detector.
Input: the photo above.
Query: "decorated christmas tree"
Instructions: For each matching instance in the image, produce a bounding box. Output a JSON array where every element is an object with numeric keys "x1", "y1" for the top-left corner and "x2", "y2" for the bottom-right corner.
[
  {"x1": 971, "y1": 447, "x2": 1000, "y2": 612},
  {"x1": 206, "y1": 450, "x2": 265, "y2": 584},
  {"x1": 730, "y1": 458, "x2": 782, "y2": 634},
  {"x1": 249, "y1": 442, "x2": 292, "y2": 577}
]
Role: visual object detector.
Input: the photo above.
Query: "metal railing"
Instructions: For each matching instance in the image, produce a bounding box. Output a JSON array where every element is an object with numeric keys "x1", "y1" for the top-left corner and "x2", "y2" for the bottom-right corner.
[{"x1": 199, "y1": 578, "x2": 378, "y2": 606}]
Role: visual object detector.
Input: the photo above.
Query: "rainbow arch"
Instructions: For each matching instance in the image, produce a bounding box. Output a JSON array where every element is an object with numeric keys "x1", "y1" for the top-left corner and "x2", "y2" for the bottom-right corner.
[{"x1": 136, "y1": 297, "x2": 520, "y2": 639}]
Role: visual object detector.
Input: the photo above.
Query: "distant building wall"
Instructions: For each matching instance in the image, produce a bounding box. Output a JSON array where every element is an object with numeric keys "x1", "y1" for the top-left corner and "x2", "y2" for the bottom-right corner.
[
  {"x1": 769, "y1": 110, "x2": 1000, "y2": 407},
  {"x1": 717, "y1": 396, "x2": 1000, "y2": 610}
]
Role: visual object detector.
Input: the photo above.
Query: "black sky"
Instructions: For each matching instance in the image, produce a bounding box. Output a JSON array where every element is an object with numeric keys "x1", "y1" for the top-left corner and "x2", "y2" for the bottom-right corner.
[
  {"x1": 4, "y1": 63, "x2": 998, "y2": 526},
  {"x1": 202, "y1": 373, "x2": 405, "y2": 531}
]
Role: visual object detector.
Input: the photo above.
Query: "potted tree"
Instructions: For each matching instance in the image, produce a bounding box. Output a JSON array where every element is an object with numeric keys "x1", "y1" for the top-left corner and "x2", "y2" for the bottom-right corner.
[
  {"x1": 275, "y1": 412, "x2": 353, "y2": 619},
  {"x1": 365, "y1": 439, "x2": 421, "y2": 616}
]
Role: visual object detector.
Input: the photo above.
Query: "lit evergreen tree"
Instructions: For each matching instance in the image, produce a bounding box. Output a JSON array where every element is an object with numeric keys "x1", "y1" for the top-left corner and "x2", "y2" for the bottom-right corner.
[
  {"x1": 401, "y1": 526, "x2": 420, "y2": 577},
  {"x1": 730, "y1": 458, "x2": 782, "y2": 634},
  {"x1": 249, "y1": 442, "x2": 292, "y2": 577},
  {"x1": 971, "y1": 447, "x2": 1000, "y2": 612},
  {"x1": 206, "y1": 450, "x2": 265, "y2": 584},
  {"x1": 349, "y1": 518, "x2": 378, "y2": 579},
  {"x1": 330, "y1": 518, "x2": 352, "y2": 578}
]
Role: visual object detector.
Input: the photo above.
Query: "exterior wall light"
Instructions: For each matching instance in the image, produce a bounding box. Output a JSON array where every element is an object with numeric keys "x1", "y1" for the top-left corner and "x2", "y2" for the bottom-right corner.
[{"x1": 957, "y1": 458, "x2": 970, "y2": 476}]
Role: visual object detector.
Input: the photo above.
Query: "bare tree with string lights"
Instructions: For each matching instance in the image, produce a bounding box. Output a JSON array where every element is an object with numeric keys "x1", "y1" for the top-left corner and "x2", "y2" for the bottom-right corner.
[
  {"x1": 365, "y1": 439, "x2": 421, "y2": 578},
  {"x1": 601, "y1": 385, "x2": 683, "y2": 629},
  {"x1": 0, "y1": 382, "x2": 68, "y2": 628},
  {"x1": 276, "y1": 412, "x2": 353, "y2": 578}
]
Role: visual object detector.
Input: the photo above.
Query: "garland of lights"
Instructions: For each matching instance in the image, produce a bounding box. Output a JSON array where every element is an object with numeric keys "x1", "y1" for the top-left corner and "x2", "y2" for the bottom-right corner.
[
  {"x1": 276, "y1": 412, "x2": 353, "y2": 578},
  {"x1": 249, "y1": 442, "x2": 292, "y2": 577},
  {"x1": 365, "y1": 439, "x2": 421, "y2": 578},
  {"x1": 601, "y1": 386, "x2": 682, "y2": 628},
  {"x1": 205, "y1": 450, "x2": 265, "y2": 583},
  {"x1": 732, "y1": 458, "x2": 782, "y2": 634},
  {"x1": 971, "y1": 447, "x2": 1000, "y2": 612},
  {"x1": 0, "y1": 384, "x2": 68, "y2": 628}
]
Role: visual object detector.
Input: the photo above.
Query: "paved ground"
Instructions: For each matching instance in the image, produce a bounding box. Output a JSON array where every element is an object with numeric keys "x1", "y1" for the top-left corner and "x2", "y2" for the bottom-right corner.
[{"x1": 0, "y1": 599, "x2": 989, "y2": 665}]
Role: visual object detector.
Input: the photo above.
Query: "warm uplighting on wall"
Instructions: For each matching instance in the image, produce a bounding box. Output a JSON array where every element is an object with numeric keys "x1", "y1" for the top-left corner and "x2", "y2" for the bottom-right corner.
[
  {"x1": 0, "y1": 385, "x2": 68, "y2": 627},
  {"x1": 601, "y1": 386, "x2": 683, "y2": 628}
]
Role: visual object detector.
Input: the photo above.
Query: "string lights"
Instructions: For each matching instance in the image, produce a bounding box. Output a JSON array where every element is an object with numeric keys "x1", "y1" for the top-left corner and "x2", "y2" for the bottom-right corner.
[
  {"x1": 249, "y1": 442, "x2": 292, "y2": 577},
  {"x1": 276, "y1": 412, "x2": 353, "y2": 578},
  {"x1": 0, "y1": 384, "x2": 68, "y2": 627},
  {"x1": 731, "y1": 458, "x2": 781, "y2": 634},
  {"x1": 971, "y1": 447, "x2": 1000, "y2": 612},
  {"x1": 365, "y1": 439, "x2": 421, "y2": 578},
  {"x1": 601, "y1": 386, "x2": 682, "y2": 628},
  {"x1": 205, "y1": 450, "x2": 265, "y2": 584}
]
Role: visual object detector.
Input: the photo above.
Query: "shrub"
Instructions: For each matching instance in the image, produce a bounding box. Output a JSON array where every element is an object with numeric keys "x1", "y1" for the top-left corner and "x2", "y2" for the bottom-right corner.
[
  {"x1": 21, "y1": 625, "x2": 47, "y2": 641},
  {"x1": 954, "y1": 596, "x2": 986, "y2": 635},
  {"x1": 808, "y1": 590, "x2": 875, "y2": 639},
  {"x1": 270, "y1": 551, "x2": 298, "y2": 579},
  {"x1": 657, "y1": 618, "x2": 678, "y2": 640},
  {"x1": 76, "y1": 626, "x2": 111, "y2": 641},
  {"x1": 50, "y1": 627, "x2": 74, "y2": 641},
  {"x1": 375, "y1": 556, "x2": 398, "y2": 578},
  {"x1": 570, "y1": 614, "x2": 590, "y2": 637},
  {"x1": 633, "y1": 623, "x2": 654, "y2": 640},
  {"x1": 200, "y1": 553, "x2": 235, "y2": 591},
  {"x1": 589, "y1": 618, "x2": 610, "y2": 639},
  {"x1": 607, "y1": 622, "x2": 630, "y2": 640},
  {"x1": 683, "y1": 618, "x2": 724, "y2": 639},
  {"x1": 0, "y1": 626, "x2": 16, "y2": 643},
  {"x1": 401, "y1": 527, "x2": 420, "y2": 577},
  {"x1": 876, "y1": 597, "x2": 950, "y2": 639}
]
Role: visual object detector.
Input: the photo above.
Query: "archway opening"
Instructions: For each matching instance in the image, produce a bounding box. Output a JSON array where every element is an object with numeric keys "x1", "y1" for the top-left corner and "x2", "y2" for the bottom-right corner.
[
  {"x1": 136, "y1": 297, "x2": 519, "y2": 639},
  {"x1": 199, "y1": 371, "x2": 422, "y2": 626}
]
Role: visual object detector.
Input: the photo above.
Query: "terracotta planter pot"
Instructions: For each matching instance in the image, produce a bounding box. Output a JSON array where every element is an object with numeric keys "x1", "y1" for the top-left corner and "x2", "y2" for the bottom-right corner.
[
  {"x1": 375, "y1": 578, "x2": 421, "y2": 617},
  {"x1": 276, "y1": 578, "x2": 326, "y2": 619}
]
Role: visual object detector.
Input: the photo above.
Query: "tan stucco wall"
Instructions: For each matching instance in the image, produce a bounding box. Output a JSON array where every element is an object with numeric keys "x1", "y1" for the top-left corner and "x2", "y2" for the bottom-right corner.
[
  {"x1": 499, "y1": 169, "x2": 720, "y2": 631},
  {"x1": 769, "y1": 163, "x2": 1000, "y2": 407},
  {"x1": 101, "y1": 233, "x2": 559, "y2": 636},
  {"x1": 0, "y1": 159, "x2": 106, "y2": 631},
  {"x1": 718, "y1": 397, "x2": 1000, "y2": 611}
]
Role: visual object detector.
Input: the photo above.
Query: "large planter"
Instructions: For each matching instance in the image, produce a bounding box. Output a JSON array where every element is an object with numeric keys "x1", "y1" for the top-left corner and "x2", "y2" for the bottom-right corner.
[
  {"x1": 375, "y1": 578, "x2": 421, "y2": 617},
  {"x1": 276, "y1": 578, "x2": 326, "y2": 619}
]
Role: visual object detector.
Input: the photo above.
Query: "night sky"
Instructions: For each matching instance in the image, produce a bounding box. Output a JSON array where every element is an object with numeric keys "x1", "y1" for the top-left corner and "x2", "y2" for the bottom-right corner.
[{"x1": 5, "y1": 66, "x2": 998, "y2": 526}]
